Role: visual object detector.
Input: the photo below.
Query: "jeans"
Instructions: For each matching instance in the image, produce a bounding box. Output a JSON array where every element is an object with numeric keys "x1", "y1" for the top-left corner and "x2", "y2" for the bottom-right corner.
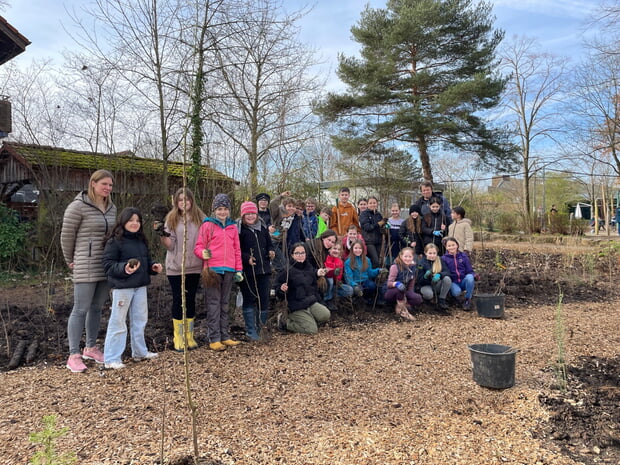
[
  {"x1": 167, "y1": 273, "x2": 201, "y2": 320},
  {"x1": 67, "y1": 280, "x2": 110, "y2": 355},
  {"x1": 104, "y1": 286, "x2": 149, "y2": 363},
  {"x1": 325, "y1": 277, "x2": 354, "y2": 300},
  {"x1": 450, "y1": 273, "x2": 475, "y2": 299}
]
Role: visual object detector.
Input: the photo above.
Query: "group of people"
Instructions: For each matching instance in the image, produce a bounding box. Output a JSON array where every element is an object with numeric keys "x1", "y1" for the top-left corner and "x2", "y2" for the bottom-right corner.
[{"x1": 60, "y1": 171, "x2": 478, "y2": 373}]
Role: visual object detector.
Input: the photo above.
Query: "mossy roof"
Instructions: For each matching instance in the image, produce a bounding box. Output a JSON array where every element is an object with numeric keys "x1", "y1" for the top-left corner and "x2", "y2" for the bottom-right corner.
[{"x1": 3, "y1": 142, "x2": 235, "y2": 183}]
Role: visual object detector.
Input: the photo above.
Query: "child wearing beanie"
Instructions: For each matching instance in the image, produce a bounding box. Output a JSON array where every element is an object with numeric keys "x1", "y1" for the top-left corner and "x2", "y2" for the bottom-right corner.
[
  {"x1": 399, "y1": 204, "x2": 424, "y2": 258},
  {"x1": 194, "y1": 193, "x2": 243, "y2": 351}
]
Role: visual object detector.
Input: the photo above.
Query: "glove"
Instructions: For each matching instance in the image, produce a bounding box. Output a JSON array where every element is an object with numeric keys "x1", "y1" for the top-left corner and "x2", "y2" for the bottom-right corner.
[
  {"x1": 377, "y1": 220, "x2": 386, "y2": 227},
  {"x1": 433, "y1": 230, "x2": 443, "y2": 237},
  {"x1": 379, "y1": 268, "x2": 389, "y2": 274},
  {"x1": 353, "y1": 285, "x2": 363, "y2": 297},
  {"x1": 202, "y1": 249, "x2": 212, "y2": 260},
  {"x1": 153, "y1": 221, "x2": 171, "y2": 237},
  {"x1": 395, "y1": 281, "x2": 406, "y2": 292},
  {"x1": 432, "y1": 273, "x2": 441, "y2": 283},
  {"x1": 424, "y1": 270, "x2": 432, "y2": 279},
  {"x1": 234, "y1": 271, "x2": 244, "y2": 283},
  {"x1": 334, "y1": 267, "x2": 341, "y2": 277}
]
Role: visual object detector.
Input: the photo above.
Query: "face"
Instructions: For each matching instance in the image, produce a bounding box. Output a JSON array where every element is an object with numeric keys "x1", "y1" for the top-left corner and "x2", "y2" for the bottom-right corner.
[
  {"x1": 425, "y1": 248, "x2": 438, "y2": 261},
  {"x1": 92, "y1": 177, "x2": 113, "y2": 199},
  {"x1": 451, "y1": 211, "x2": 459, "y2": 221},
  {"x1": 215, "y1": 206, "x2": 229, "y2": 222},
  {"x1": 357, "y1": 200, "x2": 367, "y2": 211},
  {"x1": 401, "y1": 250, "x2": 414, "y2": 265},
  {"x1": 391, "y1": 206, "x2": 400, "y2": 217},
  {"x1": 292, "y1": 246, "x2": 306, "y2": 263},
  {"x1": 305, "y1": 203, "x2": 316, "y2": 213},
  {"x1": 285, "y1": 203, "x2": 297, "y2": 216},
  {"x1": 352, "y1": 243, "x2": 364, "y2": 256},
  {"x1": 243, "y1": 212, "x2": 258, "y2": 225},
  {"x1": 125, "y1": 214, "x2": 141, "y2": 233},
  {"x1": 329, "y1": 245, "x2": 342, "y2": 258},
  {"x1": 421, "y1": 185, "x2": 432, "y2": 199},
  {"x1": 445, "y1": 240, "x2": 459, "y2": 255},
  {"x1": 430, "y1": 202, "x2": 441, "y2": 213},
  {"x1": 410, "y1": 211, "x2": 419, "y2": 219},
  {"x1": 347, "y1": 229, "x2": 358, "y2": 240},
  {"x1": 322, "y1": 235, "x2": 336, "y2": 249},
  {"x1": 367, "y1": 198, "x2": 378, "y2": 210},
  {"x1": 320, "y1": 211, "x2": 330, "y2": 221},
  {"x1": 177, "y1": 193, "x2": 191, "y2": 212},
  {"x1": 258, "y1": 199, "x2": 268, "y2": 210},
  {"x1": 339, "y1": 191, "x2": 350, "y2": 204}
]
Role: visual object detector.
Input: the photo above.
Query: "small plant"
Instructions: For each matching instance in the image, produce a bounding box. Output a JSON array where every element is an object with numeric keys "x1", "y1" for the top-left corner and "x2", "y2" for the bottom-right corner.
[
  {"x1": 553, "y1": 286, "x2": 567, "y2": 392},
  {"x1": 29, "y1": 415, "x2": 77, "y2": 465}
]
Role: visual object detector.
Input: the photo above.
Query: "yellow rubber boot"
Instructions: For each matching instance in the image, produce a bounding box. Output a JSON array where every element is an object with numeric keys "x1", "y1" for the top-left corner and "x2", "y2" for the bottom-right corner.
[
  {"x1": 173, "y1": 319, "x2": 185, "y2": 352},
  {"x1": 185, "y1": 318, "x2": 199, "y2": 350}
]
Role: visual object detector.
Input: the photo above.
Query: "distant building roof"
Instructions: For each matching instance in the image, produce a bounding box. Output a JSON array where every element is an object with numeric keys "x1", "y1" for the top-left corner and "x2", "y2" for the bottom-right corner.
[{"x1": 0, "y1": 16, "x2": 30, "y2": 65}]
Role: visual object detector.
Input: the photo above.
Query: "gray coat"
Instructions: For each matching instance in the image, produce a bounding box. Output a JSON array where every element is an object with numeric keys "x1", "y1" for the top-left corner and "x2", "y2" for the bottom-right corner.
[{"x1": 60, "y1": 191, "x2": 117, "y2": 283}]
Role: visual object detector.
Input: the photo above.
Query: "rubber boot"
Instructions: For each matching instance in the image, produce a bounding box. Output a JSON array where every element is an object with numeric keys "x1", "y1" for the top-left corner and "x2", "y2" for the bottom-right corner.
[
  {"x1": 185, "y1": 318, "x2": 199, "y2": 350},
  {"x1": 259, "y1": 309, "x2": 268, "y2": 336},
  {"x1": 242, "y1": 307, "x2": 259, "y2": 341},
  {"x1": 172, "y1": 319, "x2": 185, "y2": 352}
]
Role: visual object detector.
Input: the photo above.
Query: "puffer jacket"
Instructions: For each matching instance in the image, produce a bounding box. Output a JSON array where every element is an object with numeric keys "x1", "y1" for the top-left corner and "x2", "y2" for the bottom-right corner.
[
  {"x1": 102, "y1": 231, "x2": 156, "y2": 289},
  {"x1": 276, "y1": 259, "x2": 321, "y2": 312},
  {"x1": 238, "y1": 219, "x2": 274, "y2": 276},
  {"x1": 359, "y1": 209, "x2": 385, "y2": 246},
  {"x1": 60, "y1": 191, "x2": 117, "y2": 283},
  {"x1": 447, "y1": 218, "x2": 474, "y2": 253},
  {"x1": 194, "y1": 216, "x2": 242, "y2": 274}
]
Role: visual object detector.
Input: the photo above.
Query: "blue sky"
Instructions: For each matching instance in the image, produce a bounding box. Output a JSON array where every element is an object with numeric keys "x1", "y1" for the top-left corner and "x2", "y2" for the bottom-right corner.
[{"x1": 3, "y1": 0, "x2": 603, "y2": 87}]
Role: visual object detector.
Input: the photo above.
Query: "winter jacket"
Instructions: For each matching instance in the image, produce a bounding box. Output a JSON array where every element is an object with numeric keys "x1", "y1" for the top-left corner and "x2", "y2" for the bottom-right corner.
[
  {"x1": 442, "y1": 251, "x2": 474, "y2": 284},
  {"x1": 422, "y1": 210, "x2": 447, "y2": 250},
  {"x1": 359, "y1": 209, "x2": 385, "y2": 246},
  {"x1": 324, "y1": 255, "x2": 344, "y2": 283},
  {"x1": 61, "y1": 191, "x2": 117, "y2": 283},
  {"x1": 258, "y1": 209, "x2": 272, "y2": 227},
  {"x1": 416, "y1": 257, "x2": 450, "y2": 289},
  {"x1": 163, "y1": 220, "x2": 203, "y2": 276},
  {"x1": 194, "y1": 217, "x2": 242, "y2": 274},
  {"x1": 276, "y1": 259, "x2": 321, "y2": 312},
  {"x1": 386, "y1": 263, "x2": 417, "y2": 291},
  {"x1": 330, "y1": 202, "x2": 360, "y2": 237},
  {"x1": 399, "y1": 217, "x2": 423, "y2": 256},
  {"x1": 447, "y1": 218, "x2": 474, "y2": 253},
  {"x1": 316, "y1": 216, "x2": 328, "y2": 238},
  {"x1": 302, "y1": 211, "x2": 318, "y2": 239},
  {"x1": 344, "y1": 256, "x2": 380, "y2": 287},
  {"x1": 102, "y1": 231, "x2": 156, "y2": 289},
  {"x1": 414, "y1": 193, "x2": 452, "y2": 225},
  {"x1": 238, "y1": 219, "x2": 274, "y2": 276}
]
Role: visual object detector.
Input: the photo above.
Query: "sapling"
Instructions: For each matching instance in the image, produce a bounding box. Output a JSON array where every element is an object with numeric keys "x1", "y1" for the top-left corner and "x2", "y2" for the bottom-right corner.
[
  {"x1": 29, "y1": 415, "x2": 76, "y2": 465},
  {"x1": 553, "y1": 286, "x2": 567, "y2": 392}
]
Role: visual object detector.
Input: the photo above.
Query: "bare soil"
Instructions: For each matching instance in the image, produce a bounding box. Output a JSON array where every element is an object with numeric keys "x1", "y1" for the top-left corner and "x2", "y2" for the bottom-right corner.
[{"x1": 0, "y1": 238, "x2": 619, "y2": 465}]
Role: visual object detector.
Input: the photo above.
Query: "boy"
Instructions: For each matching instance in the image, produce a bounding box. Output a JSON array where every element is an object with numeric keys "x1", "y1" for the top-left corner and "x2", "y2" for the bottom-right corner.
[
  {"x1": 330, "y1": 187, "x2": 360, "y2": 237},
  {"x1": 269, "y1": 194, "x2": 305, "y2": 271},
  {"x1": 255, "y1": 193, "x2": 272, "y2": 227},
  {"x1": 317, "y1": 207, "x2": 330, "y2": 238},
  {"x1": 447, "y1": 206, "x2": 474, "y2": 253},
  {"x1": 302, "y1": 197, "x2": 319, "y2": 239}
]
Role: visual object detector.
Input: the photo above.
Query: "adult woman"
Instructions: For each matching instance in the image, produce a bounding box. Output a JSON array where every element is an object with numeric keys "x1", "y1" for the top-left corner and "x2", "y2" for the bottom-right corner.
[
  {"x1": 237, "y1": 201, "x2": 275, "y2": 341},
  {"x1": 61, "y1": 169, "x2": 116, "y2": 372},
  {"x1": 276, "y1": 243, "x2": 330, "y2": 334},
  {"x1": 159, "y1": 188, "x2": 205, "y2": 351}
]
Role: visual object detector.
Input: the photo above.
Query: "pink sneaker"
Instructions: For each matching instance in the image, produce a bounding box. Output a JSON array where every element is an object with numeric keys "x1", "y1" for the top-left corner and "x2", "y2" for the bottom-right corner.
[
  {"x1": 66, "y1": 354, "x2": 87, "y2": 373},
  {"x1": 82, "y1": 346, "x2": 104, "y2": 363}
]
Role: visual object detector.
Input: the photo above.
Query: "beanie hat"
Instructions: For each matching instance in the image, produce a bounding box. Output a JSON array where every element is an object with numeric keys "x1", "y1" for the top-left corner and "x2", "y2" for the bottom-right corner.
[
  {"x1": 240, "y1": 201, "x2": 258, "y2": 217},
  {"x1": 255, "y1": 192, "x2": 271, "y2": 203},
  {"x1": 212, "y1": 193, "x2": 231, "y2": 211},
  {"x1": 409, "y1": 204, "x2": 422, "y2": 215}
]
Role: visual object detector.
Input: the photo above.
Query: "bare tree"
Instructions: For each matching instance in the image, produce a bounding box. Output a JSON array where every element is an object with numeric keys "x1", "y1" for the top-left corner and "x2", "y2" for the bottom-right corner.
[{"x1": 500, "y1": 37, "x2": 569, "y2": 233}]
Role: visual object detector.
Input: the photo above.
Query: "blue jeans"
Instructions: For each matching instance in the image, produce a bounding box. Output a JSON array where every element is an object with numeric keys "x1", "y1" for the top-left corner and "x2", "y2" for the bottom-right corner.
[
  {"x1": 67, "y1": 280, "x2": 110, "y2": 355},
  {"x1": 450, "y1": 273, "x2": 475, "y2": 299},
  {"x1": 325, "y1": 277, "x2": 354, "y2": 300},
  {"x1": 104, "y1": 286, "x2": 149, "y2": 363}
]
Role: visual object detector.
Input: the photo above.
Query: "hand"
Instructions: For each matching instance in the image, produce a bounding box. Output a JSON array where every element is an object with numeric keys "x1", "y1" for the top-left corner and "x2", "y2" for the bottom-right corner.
[
  {"x1": 280, "y1": 191, "x2": 291, "y2": 197},
  {"x1": 424, "y1": 270, "x2": 432, "y2": 279},
  {"x1": 125, "y1": 258, "x2": 140, "y2": 274},
  {"x1": 268, "y1": 250, "x2": 276, "y2": 260},
  {"x1": 353, "y1": 285, "x2": 364, "y2": 297},
  {"x1": 317, "y1": 268, "x2": 326, "y2": 277},
  {"x1": 234, "y1": 271, "x2": 244, "y2": 283},
  {"x1": 152, "y1": 263, "x2": 163, "y2": 273},
  {"x1": 268, "y1": 225, "x2": 276, "y2": 233},
  {"x1": 395, "y1": 281, "x2": 406, "y2": 292},
  {"x1": 379, "y1": 268, "x2": 388, "y2": 274},
  {"x1": 248, "y1": 256, "x2": 256, "y2": 266},
  {"x1": 474, "y1": 273, "x2": 480, "y2": 281},
  {"x1": 378, "y1": 220, "x2": 386, "y2": 227},
  {"x1": 153, "y1": 220, "x2": 171, "y2": 237},
  {"x1": 334, "y1": 267, "x2": 341, "y2": 277},
  {"x1": 202, "y1": 249, "x2": 212, "y2": 260},
  {"x1": 433, "y1": 230, "x2": 443, "y2": 237},
  {"x1": 432, "y1": 273, "x2": 441, "y2": 283},
  {"x1": 280, "y1": 283, "x2": 288, "y2": 293}
]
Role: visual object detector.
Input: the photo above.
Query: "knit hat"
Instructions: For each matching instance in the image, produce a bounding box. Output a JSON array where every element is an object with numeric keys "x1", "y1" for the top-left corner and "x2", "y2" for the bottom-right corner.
[
  {"x1": 212, "y1": 193, "x2": 231, "y2": 211},
  {"x1": 409, "y1": 204, "x2": 421, "y2": 215},
  {"x1": 255, "y1": 192, "x2": 271, "y2": 203},
  {"x1": 240, "y1": 201, "x2": 258, "y2": 217}
]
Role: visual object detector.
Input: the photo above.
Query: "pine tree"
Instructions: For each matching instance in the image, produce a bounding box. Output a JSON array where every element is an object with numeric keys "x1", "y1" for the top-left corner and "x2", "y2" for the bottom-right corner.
[{"x1": 315, "y1": 0, "x2": 516, "y2": 182}]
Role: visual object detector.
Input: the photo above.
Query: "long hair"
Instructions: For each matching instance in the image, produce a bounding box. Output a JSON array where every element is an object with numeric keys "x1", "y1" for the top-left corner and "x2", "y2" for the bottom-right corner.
[
  {"x1": 87, "y1": 169, "x2": 113, "y2": 208},
  {"x1": 394, "y1": 247, "x2": 415, "y2": 272},
  {"x1": 104, "y1": 207, "x2": 148, "y2": 248},
  {"x1": 349, "y1": 239, "x2": 369, "y2": 271},
  {"x1": 165, "y1": 187, "x2": 206, "y2": 231},
  {"x1": 405, "y1": 215, "x2": 422, "y2": 233},
  {"x1": 424, "y1": 243, "x2": 442, "y2": 274}
]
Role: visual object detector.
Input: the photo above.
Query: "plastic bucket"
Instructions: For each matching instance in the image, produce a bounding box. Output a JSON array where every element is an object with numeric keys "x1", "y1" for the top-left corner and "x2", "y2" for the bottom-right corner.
[
  {"x1": 474, "y1": 294, "x2": 505, "y2": 318},
  {"x1": 468, "y1": 343, "x2": 517, "y2": 389}
]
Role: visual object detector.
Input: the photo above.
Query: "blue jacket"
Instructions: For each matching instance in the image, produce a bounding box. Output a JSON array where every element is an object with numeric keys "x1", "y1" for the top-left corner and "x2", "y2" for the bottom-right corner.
[
  {"x1": 344, "y1": 256, "x2": 380, "y2": 286},
  {"x1": 441, "y1": 251, "x2": 474, "y2": 284}
]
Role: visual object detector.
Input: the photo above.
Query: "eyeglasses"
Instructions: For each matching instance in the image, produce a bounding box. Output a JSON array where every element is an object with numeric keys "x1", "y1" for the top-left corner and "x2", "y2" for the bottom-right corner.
[{"x1": 293, "y1": 251, "x2": 306, "y2": 255}]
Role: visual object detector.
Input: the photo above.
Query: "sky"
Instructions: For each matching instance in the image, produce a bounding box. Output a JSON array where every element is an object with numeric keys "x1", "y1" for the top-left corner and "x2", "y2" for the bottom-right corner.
[{"x1": 2, "y1": 0, "x2": 606, "y2": 91}]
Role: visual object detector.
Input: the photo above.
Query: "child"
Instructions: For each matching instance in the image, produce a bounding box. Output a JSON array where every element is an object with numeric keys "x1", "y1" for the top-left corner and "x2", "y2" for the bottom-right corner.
[
  {"x1": 421, "y1": 197, "x2": 447, "y2": 255},
  {"x1": 442, "y1": 237, "x2": 476, "y2": 310},
  {"x1": 388, "y1": 203, "x2": 404, "y2": 261},
  {"x1": 275, "y1": 243, "x2": 330, "y2": 334},
  {"x1": 316, "y1": 207, "x2": 331, "y2": 238},
  {"x1": 102, "y1": 207, "x2": 162, "y2": 369},
  {"x1": 194, "y1": 193, "x2": 243, "y2": 351},
  {"x1": 357, "y1": 198, "x2": 368, "y2": 215},
  {"x1": 399, "y1": 205, "x2": 424, "y2": 257},
  {"x1": 342, "y1": 224, "x2": 367, "y2": 260},
  {"x1": 344, "y1": 240, "x2": 383, "y2": 302},
  {"x1": 159, "y1": 187, "x2": 205, "y2": 351},
  {"x1": 384, "y1": 247, "x2": 422, "y2": 320},
  {"x1": 416, "y1": 243, "x2": 452, "y2": 313},
  {"x1": 447, "y1": 206, "x2": 474, "y2": 254},
  {"x1": 324, "y1": 242, "x2": 354, "y2": 304},
  {"x1": 255, "y1": 193, "x2": 272, "y2": 227},
  {"x1": 269, "y1": 193, "x2": 305, "y2": 271},
  {"x1": 237, "y1": 201, "x2": 275, "y2": 341},
  {"x1": 330, "y1": 187, "x2": 360, "y2": 237},
  {"x1": 359, "y1": 196, "x2": 386, "y2": 268},
  {"x1": 302, "y1": 197, "x2": 319, "y2": 239}
]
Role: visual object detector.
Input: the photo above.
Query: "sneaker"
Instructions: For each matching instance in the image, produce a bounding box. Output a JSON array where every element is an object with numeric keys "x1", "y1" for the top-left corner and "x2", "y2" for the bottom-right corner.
[
  {"x1": 133, "y1": 351, "x2": 158, "y2": 361},
  {"x1": 221, "y1": 339, "x2": 240, "y2": 346},
  {"x1": 462, "y1": 299, "x2": 472, "y2": 311},
  {"x1": 66, "y1": 354, "x2": 87, "y2": 373},
  {"x1": 82, "y1": 346, "x2": 104, "y2": 363},
  {"x1": 104, "y1": 361, "x2": 126, "y2": 370}
]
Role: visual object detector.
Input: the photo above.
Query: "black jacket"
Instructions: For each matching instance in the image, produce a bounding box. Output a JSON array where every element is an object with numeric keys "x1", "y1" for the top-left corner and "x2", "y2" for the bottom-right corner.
[
  {"x1": 276, "y1": 259, "x2": 320, "y2": 312},
  {"x1": 238, "y1": 221, "x2": 274, "y2": 276},
  {"x1": 102, "y1": 231, "x2": 156, "y2": 289},
  {"x1": 359, "y1": 209, "x2": 385, "y2": 246}
]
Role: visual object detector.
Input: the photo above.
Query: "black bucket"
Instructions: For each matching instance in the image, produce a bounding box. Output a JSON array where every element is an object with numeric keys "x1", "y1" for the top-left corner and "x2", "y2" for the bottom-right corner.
[
  {"x1": 468, "y1": 343, "x2": 518, "y2": 389},
  {"x1": 474, "y1": 293, "x2": 505, "y2": 318}
]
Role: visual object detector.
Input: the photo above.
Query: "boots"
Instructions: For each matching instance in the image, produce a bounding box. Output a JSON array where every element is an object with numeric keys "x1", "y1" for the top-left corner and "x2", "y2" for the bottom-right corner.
[
  {"x1": 173, "y1": 318, "x2": 198, "y2": 351},
  {"x1": 395, "y1": 299, "x2": 415, "y2": 321},
  {"x1": 185, "y1": 318, "x2": 199, "y2": 350},
  {"x1": 242, "y1": 307, "x2": 259, "y2": 341}
]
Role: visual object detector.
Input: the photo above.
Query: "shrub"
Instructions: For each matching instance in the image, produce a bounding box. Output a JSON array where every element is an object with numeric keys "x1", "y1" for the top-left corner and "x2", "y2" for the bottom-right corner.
[{"x1": 0, "y1": 203, "x2": 30, "y2": 269}]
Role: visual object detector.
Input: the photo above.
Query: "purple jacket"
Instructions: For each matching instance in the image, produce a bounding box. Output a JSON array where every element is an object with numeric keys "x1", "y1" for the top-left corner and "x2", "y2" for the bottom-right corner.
[{"x1": 441, "y1": 251, "x2": 474, "y2": 284}]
